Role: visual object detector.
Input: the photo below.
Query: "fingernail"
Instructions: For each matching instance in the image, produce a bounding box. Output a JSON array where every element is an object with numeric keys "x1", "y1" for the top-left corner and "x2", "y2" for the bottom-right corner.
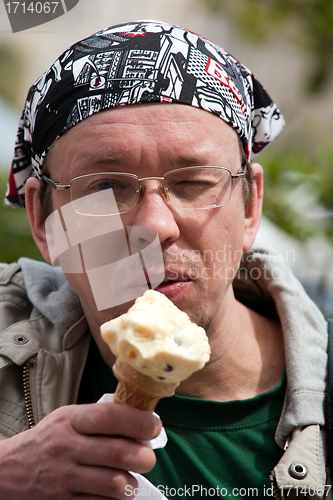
[{"x1": 152, "y1": 412, "x2": 162, "y2": 430}]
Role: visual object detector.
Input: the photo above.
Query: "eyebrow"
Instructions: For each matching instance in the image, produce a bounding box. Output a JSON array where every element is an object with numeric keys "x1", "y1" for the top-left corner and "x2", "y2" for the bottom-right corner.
[
  {"x1": 170, "y1": 155, "x2": 215, "y2": 167},
  {"x1": 74, "y1": 154, "x2": 127, "y2": 170}
]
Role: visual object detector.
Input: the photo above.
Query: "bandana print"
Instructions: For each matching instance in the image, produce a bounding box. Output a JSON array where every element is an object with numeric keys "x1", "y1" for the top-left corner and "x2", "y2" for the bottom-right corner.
[{"x1": 5, "y1": 20, "x2": 285, "y2": 208}]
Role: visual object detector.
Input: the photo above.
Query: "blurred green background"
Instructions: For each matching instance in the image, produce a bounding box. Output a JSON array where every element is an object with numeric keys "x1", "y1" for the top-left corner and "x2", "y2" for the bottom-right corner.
[{"x1": 199, "y1": 0, "x2": 333, "y2": 242}]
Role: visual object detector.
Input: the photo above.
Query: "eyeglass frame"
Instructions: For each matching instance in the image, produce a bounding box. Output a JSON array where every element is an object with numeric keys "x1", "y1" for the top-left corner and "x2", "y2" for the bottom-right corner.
[{"x1": 42, "y1": 164, "x2": 248, "y2": 214}]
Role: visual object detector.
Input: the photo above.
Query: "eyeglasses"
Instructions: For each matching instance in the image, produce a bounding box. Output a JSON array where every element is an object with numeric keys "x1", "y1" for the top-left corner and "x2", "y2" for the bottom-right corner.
[{"x1": 43, "y1": 165, "x2": 247, "y2": 216}]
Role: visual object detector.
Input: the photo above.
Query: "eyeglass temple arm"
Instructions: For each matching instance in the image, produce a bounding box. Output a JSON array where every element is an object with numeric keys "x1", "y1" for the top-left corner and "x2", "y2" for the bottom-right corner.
[
  {"x1": 43, "y1": 175, "x2": 70, "y2": 190},
  {"x1": 231, "y1": 161, "x2": 248, "y2": 180}
]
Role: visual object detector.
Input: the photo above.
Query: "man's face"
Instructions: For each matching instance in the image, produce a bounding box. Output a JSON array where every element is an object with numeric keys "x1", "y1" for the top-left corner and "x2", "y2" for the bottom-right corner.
[{"x1": 31, "y1": 103, "x2": 262, "y2": 346}]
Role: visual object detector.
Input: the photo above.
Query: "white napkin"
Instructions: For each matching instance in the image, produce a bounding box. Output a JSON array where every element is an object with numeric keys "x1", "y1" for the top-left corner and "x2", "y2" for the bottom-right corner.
[{"x1": 97, "y1": 393, "x2": 168, "y2": 499}]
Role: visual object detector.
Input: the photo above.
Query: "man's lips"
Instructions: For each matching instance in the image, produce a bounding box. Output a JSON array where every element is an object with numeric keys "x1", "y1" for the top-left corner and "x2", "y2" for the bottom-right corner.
[
  {"x1": 122, "y1": 267, "x2": 194, "y2": 299},
  {"x1": 154, "y1": 269, "x2": 194, "y2": 300}
]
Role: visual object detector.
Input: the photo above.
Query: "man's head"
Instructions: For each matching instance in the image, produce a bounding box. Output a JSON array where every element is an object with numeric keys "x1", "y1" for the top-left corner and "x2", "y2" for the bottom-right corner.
[{"x1": 6, "y1": 20, "x2": 284, "y2": 355}]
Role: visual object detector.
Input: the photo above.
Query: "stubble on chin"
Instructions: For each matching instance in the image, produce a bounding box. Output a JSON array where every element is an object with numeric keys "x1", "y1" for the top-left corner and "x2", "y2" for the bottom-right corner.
[
  {"x1": 163, "y1": 249, "x2": 212, "y2": 332},
  {"x1": 188, "y1": 307, "x2": 212, "y2": 332}
]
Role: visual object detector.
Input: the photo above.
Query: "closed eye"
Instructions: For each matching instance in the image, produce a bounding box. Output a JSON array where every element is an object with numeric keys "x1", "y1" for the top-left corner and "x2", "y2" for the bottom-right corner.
[{"x1": 170, "y1": 179, "x2": 218, "y2": 198}]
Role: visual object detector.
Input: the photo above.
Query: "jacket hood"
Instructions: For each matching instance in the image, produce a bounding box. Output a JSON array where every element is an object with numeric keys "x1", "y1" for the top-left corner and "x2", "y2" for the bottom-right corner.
[
  {"x1": 19, "y1": 257, "x2": 83, "y2": 338},
  {"x1": 233, "y1": 246, "x2": 327, "y2": 448}
]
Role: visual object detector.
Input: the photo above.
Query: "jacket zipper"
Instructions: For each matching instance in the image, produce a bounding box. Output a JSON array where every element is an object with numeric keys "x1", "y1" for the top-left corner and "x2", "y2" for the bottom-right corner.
[
  {"x1": 23, "y1": 361, "x2": 36, "y2": 428},
  {"x1": 269, "y1": 475, "x2": 281, "y2": 499}
]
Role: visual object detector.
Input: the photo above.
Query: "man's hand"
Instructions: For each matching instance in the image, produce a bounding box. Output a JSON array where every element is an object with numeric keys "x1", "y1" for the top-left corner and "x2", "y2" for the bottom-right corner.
[{"x1": 0, "y1": 403, "x2": 162, "y2": 499}]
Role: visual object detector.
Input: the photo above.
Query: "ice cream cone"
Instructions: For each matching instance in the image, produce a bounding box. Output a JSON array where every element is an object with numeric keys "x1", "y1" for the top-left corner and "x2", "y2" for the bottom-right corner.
[{"x1": 112, "y1": 358, "x2": 178, "y2": 412}]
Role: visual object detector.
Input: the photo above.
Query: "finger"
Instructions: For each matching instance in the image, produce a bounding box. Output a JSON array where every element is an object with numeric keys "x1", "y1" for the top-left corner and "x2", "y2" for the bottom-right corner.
[
  {"x1": 71, "y1": 403, "x2": 162, "y2": 441},
  {"x1": 70, "y1": 466, "x2": 138, "y2": 499},
  {"x1": 75, "y1": 435, "x2": 156, "y2": 473}
]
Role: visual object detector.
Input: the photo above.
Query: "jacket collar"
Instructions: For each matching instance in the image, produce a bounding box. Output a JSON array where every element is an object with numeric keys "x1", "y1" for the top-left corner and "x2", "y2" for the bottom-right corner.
[{"x1": 233, "y1": 246, "x2": 328, "y2": 448}]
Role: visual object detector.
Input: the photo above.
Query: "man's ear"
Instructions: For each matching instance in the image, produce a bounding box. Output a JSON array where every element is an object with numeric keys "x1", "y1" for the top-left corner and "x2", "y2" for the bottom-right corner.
[
  {"x1": 243, "y1": 162, "x2": 263, "y2": 253},
  {"x1": 25, "y1": 177, "x2": 52, "y2": 263}
]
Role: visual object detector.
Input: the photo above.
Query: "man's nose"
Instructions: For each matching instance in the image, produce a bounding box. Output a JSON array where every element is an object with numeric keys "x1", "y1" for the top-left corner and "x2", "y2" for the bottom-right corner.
[{"x1": 126, "y1": 181, "x2": 180, "y2": 249}]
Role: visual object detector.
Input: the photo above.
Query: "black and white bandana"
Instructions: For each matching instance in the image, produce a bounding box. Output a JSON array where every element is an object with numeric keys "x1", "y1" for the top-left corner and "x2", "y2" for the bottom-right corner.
[{"x1": 6, "y1": 20, "x2": 285, "y2": 208}]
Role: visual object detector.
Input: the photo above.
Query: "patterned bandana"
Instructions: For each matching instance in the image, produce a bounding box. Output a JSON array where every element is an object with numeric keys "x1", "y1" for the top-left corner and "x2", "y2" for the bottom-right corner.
[{"x1": 5, "y1": 20, "x2": 285, "y2": 208}]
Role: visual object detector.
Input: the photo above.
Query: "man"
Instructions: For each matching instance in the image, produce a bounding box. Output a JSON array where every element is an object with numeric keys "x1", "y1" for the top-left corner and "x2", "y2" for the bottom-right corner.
[{"x1": 1, "y1": 21, "x2": 329, "y2": 499}]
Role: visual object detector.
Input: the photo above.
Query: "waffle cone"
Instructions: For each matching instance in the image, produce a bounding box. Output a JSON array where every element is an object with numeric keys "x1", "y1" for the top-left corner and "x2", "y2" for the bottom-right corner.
[{"x1": 112, "y1": 358, "x2": 178, "y2": 411}]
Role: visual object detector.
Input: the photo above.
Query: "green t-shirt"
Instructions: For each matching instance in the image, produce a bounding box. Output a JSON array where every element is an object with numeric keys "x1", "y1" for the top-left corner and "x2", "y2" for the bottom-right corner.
[{"x1": 77, "y1": 339, "x2": 286, "y2": 499}]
